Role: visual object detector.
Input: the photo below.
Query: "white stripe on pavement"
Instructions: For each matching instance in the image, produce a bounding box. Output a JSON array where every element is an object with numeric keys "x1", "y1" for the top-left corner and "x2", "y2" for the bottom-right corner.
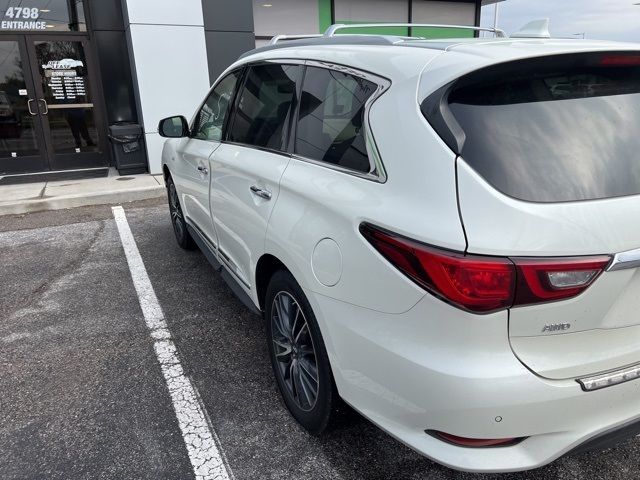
[{"x1": 112, "y1": 205, "x2": 232, "y2": 480}]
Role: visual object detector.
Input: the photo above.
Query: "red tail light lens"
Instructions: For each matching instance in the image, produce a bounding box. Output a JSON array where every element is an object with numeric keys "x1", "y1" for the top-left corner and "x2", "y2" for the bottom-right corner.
[
  {"x1": 360, "y1": 223, "x2": 514, "y2": 313},
  {"x1": 360, "y1": 223, "x2": 611, "y2": 313},
  {"x1": 600, "y1": 54, "x2": 640, "y2": 66}
]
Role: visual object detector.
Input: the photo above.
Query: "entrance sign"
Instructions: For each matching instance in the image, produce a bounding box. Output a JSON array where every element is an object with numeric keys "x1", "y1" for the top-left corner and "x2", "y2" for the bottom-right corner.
[
  {"x1": 2, "y1": 6, "x2": 46, "y2": 30},
  {"x1": 0, "y1": 1, "x2": 86, "y2": 32}
]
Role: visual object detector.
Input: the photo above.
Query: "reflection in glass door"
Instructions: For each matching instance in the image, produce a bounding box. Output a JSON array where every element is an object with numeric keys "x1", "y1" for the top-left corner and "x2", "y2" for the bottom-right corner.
[
  {"x1": 0, "y1": 37, "x2": 47, "y2": 174},
  {"x1": 0, "y1": 34, "x2": 108, "y2": 175},
  {"x1": 30, "y1": 37, "x2": 106, "y2": 170}
]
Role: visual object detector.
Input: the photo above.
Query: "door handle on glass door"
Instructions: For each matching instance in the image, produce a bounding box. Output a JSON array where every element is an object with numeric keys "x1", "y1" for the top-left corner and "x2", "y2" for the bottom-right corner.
[
  {"x1": 38, "y1": 99, "x2": 48, "y2": 115},
  {"x1": 250, "y1": 185, "x2": 272, "y2": 200},
  {"x1": 197, "y1": 165, "x2": 208, "y2": 175},
  {"x1": 27, "y1": 99, "x2": 36, "y2": 115}
]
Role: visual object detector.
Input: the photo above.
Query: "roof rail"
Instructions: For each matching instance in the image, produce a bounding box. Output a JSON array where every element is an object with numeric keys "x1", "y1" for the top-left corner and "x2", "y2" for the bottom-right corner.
[
  {"x1": 323, "y1": 23, "x2": 507, "y2": 38},
  {"x1": 269, "y1": 34, "x2": 324, "y2": 45}
]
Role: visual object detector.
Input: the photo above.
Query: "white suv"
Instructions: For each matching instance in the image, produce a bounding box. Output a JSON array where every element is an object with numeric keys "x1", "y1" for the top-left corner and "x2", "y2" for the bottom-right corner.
[{"x1": 159, "y1": 25, "x2": 640, "y2": 472}]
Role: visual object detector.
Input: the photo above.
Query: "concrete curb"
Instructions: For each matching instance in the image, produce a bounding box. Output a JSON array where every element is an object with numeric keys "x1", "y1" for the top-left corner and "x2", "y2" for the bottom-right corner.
[{"x1": 0, "y1": 185, "x2": 165, "y2": 216}]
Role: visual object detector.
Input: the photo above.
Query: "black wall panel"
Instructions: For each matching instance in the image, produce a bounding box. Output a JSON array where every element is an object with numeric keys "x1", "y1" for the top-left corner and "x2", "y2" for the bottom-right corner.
[
  {"x1": 87, "y1": 0, "x2": 125, "y2": 31},
  {"x1": 93, "y1": 30, "x2": 138, "y2": 123},
  {"x1": 202, "y1": 0, "x2": 255, "y2": 84},
  {"x1": 86, "y1": 0, "x2": 138, "y2": 124},
  {"x1": 205, "y1": 31, "x2": 255, "y2": 83}
]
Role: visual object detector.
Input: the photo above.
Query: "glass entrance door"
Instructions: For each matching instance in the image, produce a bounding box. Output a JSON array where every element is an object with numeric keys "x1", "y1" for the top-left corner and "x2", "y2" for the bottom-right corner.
[
  {"x1": 0, "y1": 34, "x2": 107, "y2": 175},
  {"x1": 0, "y1": 36, "x2": 48, "y2": 174},
  {"x1": 27, "y1": 35, "x2": 107, "y2": 171}
]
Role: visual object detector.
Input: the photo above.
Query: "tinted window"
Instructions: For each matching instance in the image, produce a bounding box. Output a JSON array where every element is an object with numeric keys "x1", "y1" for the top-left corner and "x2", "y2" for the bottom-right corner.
[
  {"x1": 295, "y1": 67, "x2": 377, "y2": 173},
  {"x1": 447, "y1": 53, "x2": 640, "y2": 202},
  {"x1": 228, "y1": 64, "x2": 300, "y2": 150},
  {"x1": 192, "y1": 70, "x2": 240, "y2": 142}
]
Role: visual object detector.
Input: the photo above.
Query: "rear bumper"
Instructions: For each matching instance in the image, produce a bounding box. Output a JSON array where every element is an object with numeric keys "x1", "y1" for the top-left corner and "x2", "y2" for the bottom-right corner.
[
  {"x1": 568, "y1": 417, "x2": 640, "y2": 457},
  {"x1": 306, "y1": 290, "x2": 640, "y2": 473}
]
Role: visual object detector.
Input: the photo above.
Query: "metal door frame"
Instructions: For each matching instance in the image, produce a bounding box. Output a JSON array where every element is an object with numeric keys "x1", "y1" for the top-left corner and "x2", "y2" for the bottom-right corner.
[
  {"x1": 24, "y1": 33, "x2": 108, "y2": 171},
  {"x1": 0, "y1": 34, "x2": 49, "y2": 174}
]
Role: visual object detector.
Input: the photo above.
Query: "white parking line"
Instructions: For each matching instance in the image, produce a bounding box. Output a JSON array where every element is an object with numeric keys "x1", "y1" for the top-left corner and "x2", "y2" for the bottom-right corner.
[{"x1": 112, "y1": 206, "x2": 232, "y2": 480}]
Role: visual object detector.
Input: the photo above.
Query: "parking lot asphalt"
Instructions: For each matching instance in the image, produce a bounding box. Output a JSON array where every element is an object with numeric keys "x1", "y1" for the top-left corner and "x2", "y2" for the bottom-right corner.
[{"x1": 2, "y1": 199, "x2": 640, "y2": 480}]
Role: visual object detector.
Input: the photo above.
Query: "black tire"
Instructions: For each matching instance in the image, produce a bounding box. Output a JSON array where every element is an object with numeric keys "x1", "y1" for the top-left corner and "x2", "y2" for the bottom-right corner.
[
  {"x1": 265, "y1": 270, "x2": 338, "y2": 435},
  {"x1": 167, "y1": 175, "x2": 196, "y2": 250}
]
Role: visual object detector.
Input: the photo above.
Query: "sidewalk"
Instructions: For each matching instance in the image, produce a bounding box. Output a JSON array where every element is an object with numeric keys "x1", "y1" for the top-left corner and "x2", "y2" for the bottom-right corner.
[{"x1": 0, "y1": 169, "x2": 166, "y2": 216}]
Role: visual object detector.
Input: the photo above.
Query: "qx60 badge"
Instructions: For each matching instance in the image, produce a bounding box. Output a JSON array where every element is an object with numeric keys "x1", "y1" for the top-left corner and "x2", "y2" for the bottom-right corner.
[{"x1": 542, "y1": 323, "x2": 571, "y2": 333}]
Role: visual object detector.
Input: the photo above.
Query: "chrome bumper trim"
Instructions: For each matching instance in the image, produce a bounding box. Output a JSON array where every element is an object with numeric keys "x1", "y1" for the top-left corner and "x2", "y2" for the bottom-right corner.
[{"x1": 577, "y1": 362, "x2": 640, "y2": 391}]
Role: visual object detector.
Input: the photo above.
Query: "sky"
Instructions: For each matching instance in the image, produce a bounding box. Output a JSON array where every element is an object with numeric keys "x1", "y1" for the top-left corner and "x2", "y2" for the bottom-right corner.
[{"x1": 480, "y1": 0, "x2": 640, "y2": 42}]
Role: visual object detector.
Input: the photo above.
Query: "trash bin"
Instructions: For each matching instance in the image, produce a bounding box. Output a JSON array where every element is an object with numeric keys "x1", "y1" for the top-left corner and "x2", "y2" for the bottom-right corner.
[{"x1": 108, "y1": 123, "x2": 148, "y2": 175}]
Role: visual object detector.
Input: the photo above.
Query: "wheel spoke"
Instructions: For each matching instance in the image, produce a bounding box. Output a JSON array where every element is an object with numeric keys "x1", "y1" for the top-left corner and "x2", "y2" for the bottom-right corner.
[
  {"x1": 291, "y1": 306, "x2": 303, "y2": 341},
  {"x1": 294, "y1": 322, "x2": 309, "y2": 344},
  {"x1": 287, "y1": 361, "x2": 297, "y2": 399},
  {"x1": 298, "y1": 361, "x2": 318, "y2": 402},
  {"x1": 294, "y1": 361, "x2": 315, "y2": 408},
  {"x1": 298, "y1": 356, "x2": 318, "y2": 385},
  {"x1": 291, "y1": 361, "x2": 307, "y2": 405},
  {"x1": 278, "y1": 294, "x2": 294, "y2": 338},
  {"x1": 272, "y1": 305, "x2": 289, "y2": 340},
  {"x1": 272, "y1": 338, "x2": 292, "y2": 362}
]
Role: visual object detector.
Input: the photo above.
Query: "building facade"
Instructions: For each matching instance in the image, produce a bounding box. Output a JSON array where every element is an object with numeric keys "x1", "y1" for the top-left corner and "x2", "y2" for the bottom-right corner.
[{"x1": 0, "y1": 0, "x2": 492, "y2": 178}]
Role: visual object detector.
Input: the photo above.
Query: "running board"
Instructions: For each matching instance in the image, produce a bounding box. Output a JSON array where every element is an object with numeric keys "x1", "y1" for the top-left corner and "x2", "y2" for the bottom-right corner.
[{"x1": 185, "y1": 223, "x2": 261, "y2": 316}]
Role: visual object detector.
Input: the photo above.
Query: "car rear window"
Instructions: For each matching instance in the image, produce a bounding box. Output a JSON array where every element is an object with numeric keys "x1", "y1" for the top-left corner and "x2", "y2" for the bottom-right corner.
[{"x1": 446, "y1": 52, "x2": 640, "y2": 202}]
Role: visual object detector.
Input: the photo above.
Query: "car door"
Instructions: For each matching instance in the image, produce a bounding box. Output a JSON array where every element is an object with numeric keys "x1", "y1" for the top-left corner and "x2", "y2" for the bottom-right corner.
[
  {"x1": 173, "y1": 69, "x2": 242, "y2": 246},
  {"x1": 209, "y1": 62, "x2": 302, "y2": 290}
]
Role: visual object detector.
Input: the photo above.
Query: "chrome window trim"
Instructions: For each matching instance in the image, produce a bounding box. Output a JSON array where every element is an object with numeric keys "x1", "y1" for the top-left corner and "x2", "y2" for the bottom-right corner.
[
  {"x1": 224, "y1": 141, "x2": 293, "y2": 160},
  {"x1": 607, "y1": 247, "x2": 640, "y2": 272}
]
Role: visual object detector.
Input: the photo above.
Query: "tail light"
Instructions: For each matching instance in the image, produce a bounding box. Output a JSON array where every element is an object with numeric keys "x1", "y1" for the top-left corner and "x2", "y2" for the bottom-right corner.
[
  {"x1": 360, "y1": 223, "x2": 611, "y2": 313},
  {"x1": 600, "y1": 54, "x2": 640, "y2": 66}
]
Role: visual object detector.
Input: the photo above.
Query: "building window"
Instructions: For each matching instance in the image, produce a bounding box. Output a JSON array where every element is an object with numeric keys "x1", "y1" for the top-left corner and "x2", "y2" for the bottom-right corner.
[
  {"x1": 252, "y1": 0, "x2": 480, "y2": 45},
  {"x1": 334, "y1": 0, "x2": 409, "y2": 35},
  {"x1": 411, "y1": 0, "x2": 476, "y2": 38},
  {"x1": 253, "y1": 0, "x2": 322, "y2": 47}
]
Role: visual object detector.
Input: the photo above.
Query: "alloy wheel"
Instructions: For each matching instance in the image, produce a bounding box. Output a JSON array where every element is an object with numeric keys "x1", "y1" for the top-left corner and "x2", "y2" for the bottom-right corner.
[
  {"x1": 271, "y1": 291, "x2": 320, "y2": 412},
  {"x1": 168, "y1": 182, "x2": 185, "y2": 241}
]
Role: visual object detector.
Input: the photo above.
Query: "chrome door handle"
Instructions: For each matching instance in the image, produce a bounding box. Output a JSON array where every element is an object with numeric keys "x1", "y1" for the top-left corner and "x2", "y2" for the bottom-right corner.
[
  {"x1": 197, "y1": 165, "x2": 208, "y2": 175},
  {"x1": 27, "y1": 99, "x2": 36, "y2": 115},
  {"x1": 38, "y1": 99, "x2": 48, "y2": 115},
  {"x1": 250, "y1": 185, "x2": 272, "y2": 200}
]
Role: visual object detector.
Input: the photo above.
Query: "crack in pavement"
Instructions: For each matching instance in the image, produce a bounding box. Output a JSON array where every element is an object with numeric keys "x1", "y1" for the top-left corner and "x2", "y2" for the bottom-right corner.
[{"x1": 2, "y1": 221, "x2": 106, "y2": 318}]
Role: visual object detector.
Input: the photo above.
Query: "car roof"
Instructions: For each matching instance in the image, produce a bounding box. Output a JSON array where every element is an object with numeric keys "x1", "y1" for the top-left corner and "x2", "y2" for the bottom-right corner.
[{"x1": 228, "y1": 35, "x2": 640, "y2": 94}]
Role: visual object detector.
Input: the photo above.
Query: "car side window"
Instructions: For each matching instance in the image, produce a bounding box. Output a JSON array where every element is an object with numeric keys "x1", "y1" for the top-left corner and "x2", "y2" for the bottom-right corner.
[
  {"x1": 295, "y1": 66, "x2": 377, "y2": 174},
  {"x1": 228, "y1": 63, "x2": 300, "y2": 151},
  {"x1": 192, "y1": 70, "x2": 241, "y2": 142}
]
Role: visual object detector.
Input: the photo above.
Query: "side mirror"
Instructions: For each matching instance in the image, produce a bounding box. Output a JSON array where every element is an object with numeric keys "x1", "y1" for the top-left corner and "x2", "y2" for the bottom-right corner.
[{"x1": 158, "y1": 115, "x2": 189, "y2": 138}]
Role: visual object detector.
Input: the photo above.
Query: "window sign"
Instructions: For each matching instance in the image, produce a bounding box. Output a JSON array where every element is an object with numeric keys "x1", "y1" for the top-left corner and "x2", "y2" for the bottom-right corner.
[
  {"x1": 43, "y1": 59, "x2": 86, "y2": 101},
  {"x1": 0, "y1": 1, "x2": 86, "y2": 31}
]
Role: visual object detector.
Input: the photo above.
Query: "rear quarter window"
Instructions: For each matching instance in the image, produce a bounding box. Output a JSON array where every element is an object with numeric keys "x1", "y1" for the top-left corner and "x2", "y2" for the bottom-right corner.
[{"x1": 438, "y1": 52, "x2": 640, "y2": 203}]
